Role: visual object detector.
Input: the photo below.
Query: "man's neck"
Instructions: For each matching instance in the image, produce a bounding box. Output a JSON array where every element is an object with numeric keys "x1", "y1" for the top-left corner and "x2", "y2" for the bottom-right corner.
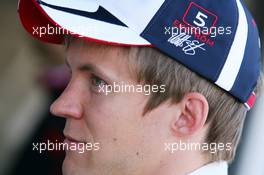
[{"x1": 151, "y1": 151, "x2": 211, "y2": 175}]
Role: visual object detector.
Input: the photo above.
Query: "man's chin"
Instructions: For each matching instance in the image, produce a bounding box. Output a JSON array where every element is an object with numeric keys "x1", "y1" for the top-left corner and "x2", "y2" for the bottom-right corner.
[
  {"x1": 62, "y1": 157, "x2": 76, "y2": 175},
  {"x1": 62, "y1": 153, "x2": 86, "y2": 175},
  {"x1": 62, "y1": 151, "x2": 96, "y2": 175}
]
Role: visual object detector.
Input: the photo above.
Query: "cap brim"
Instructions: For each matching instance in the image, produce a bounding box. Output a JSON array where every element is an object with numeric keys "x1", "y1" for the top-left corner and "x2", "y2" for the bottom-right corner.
[{"x1": 18, "y1": 0, "x2": 151, "y2": 46}]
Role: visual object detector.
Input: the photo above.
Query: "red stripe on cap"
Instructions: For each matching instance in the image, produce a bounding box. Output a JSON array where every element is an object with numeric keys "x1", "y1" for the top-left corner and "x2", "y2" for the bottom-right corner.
[{"x1": 245, "y1": 92, "x2": 256, "y2": 110}]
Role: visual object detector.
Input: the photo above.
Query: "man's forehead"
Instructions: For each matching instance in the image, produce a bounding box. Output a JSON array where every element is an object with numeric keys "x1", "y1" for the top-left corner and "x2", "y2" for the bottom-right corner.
[
  {"x1": 66, "y1": 39, "x2": 135, "y2": 82},
  {"x1": 67, "y1": 37, "x2": 128, "y2": 51}
]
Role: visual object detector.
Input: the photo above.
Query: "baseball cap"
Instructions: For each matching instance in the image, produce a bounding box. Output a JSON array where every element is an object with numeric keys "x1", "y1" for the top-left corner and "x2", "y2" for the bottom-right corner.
[{"x1": 18, "y1": 0, "x2": 261, "y2": 110}]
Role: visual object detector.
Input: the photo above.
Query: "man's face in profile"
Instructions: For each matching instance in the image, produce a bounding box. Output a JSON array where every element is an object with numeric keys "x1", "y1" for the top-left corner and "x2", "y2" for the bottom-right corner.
[{"x1": 50, "y1": 39, "x2": 178, "y2": 175}]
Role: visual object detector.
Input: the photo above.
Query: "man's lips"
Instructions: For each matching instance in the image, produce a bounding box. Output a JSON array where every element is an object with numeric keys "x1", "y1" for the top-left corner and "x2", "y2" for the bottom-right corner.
[{"x1": 64, "y1": 134, "x2": 86, "y2": 144}]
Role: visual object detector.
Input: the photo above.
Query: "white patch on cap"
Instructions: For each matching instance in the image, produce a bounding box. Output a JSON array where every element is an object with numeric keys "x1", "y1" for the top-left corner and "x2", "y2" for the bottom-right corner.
[
  {"x1": 96, "y1": 0, "x2": 165, "y2": 33},
  {"x1": 215, "y1": 0, "x2": 248, "y2": 91},
  {"x1": 41, "y1": 0, "x2": 100, "y2": 13},
  {"x1": 39, "y1": 4, "x2": 150, "y2": 45}
]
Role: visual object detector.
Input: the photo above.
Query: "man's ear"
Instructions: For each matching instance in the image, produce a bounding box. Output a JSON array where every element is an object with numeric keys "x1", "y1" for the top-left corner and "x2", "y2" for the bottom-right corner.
[{"x1": 171, "y1": 92, "x2": 209, "y2": 137}]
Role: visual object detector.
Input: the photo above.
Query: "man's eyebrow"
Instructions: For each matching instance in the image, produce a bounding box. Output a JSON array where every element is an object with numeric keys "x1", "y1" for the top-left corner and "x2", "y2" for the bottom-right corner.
[
  {"x1": 65, "y1": 57, "x2": 99, "y2": 73},
  {"x1": 78, "y1": 63, "x2": 100, "y2": 73},
  {"x1": 80, "y1": 63, "x2": 114, "y2": 83},
  {"x1": 66, "y1": 57, "x2": 113, "y2": 81}
]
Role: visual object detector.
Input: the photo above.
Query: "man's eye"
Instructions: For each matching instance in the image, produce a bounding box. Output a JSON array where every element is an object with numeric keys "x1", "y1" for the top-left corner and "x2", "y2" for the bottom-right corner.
[{"x1": 91, "y1": 75, "x2": 107, "y2": 88}]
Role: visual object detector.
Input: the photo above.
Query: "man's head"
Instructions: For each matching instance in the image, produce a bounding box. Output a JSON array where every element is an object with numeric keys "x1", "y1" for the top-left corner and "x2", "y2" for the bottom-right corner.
[
  {"x1": 18, "y1": 0, "x2": 262, "y2": 174},
  {"x1": 50, "y1": 37, "x2": 261, "y2": 175}
]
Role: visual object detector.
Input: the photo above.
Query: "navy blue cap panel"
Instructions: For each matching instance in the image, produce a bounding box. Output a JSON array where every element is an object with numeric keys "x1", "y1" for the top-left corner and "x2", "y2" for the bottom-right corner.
[
  {"x1": 141, "y1": 0, "x2": 238, "y2": 84},
  {"x1": 230, "y1": 1, "x2": 261, "y2": 102}
]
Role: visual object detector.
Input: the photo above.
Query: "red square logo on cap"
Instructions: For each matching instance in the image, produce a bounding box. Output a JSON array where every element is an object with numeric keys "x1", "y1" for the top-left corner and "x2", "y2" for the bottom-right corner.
[{"x1": 183, "y1": 2, "x2": 218, "y2": 29}]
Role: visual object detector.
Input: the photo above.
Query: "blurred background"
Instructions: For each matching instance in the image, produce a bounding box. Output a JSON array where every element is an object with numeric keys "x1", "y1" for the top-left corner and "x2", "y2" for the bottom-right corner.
[{"x1": 0, "y1": 0, "x2": 263, "y2": 175}]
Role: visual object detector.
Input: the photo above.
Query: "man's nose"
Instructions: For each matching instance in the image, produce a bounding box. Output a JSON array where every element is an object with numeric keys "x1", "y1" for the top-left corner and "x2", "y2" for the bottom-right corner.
[{"x1": 50, "y1": 82, "x2": 84, "y2": 119}]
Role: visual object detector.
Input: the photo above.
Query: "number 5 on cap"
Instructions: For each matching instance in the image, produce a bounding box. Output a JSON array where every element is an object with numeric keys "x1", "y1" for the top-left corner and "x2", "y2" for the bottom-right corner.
[
  {"x1": 194, "y1": 11, "x2": 208, "y2": 27},
  {"x1": 183, "y1": 2, "x2": 218, "y2": 29}
]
